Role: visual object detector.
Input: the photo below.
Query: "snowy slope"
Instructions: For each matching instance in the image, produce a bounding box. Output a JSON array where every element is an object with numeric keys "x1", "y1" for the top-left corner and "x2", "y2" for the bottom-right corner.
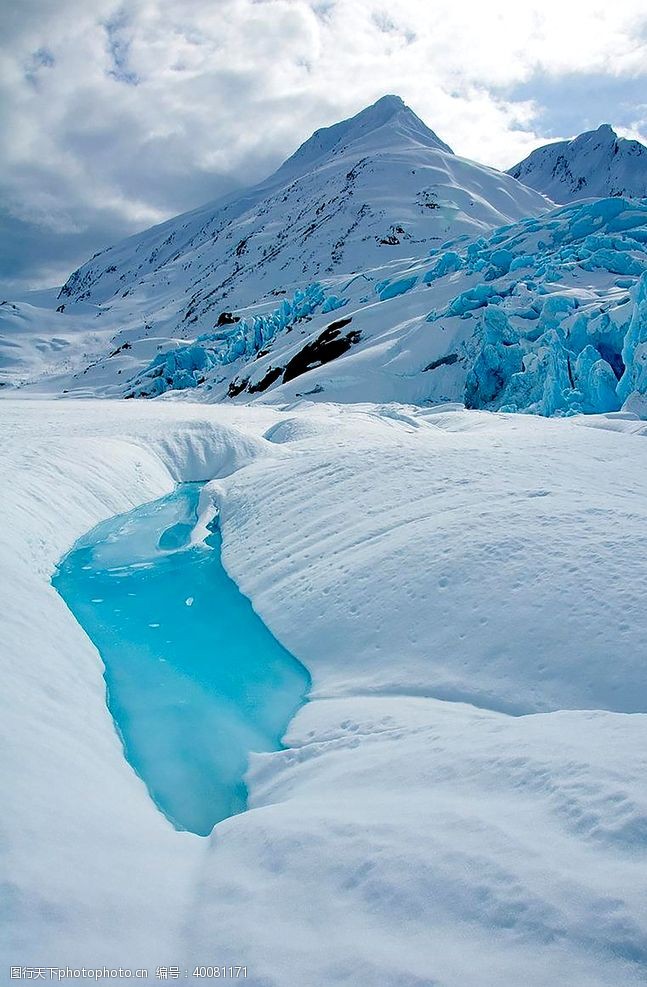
[
  {"x1": 508, "y1": 125, "x2": 647, "y2": 203},
  {"x1": 3, "y1": 103, "x2": 647, "y2": 419},
  {"x1": 82, "y1": 196, "x2": 644, "y2": 419},
  {"x1": 5, "y1": 195, "x2": 647, "y2": 420},
  {"x1": 0, "y1": 292, "x2": 108, "y2": 389},
  {"x1": 2, "y1": 398, "x2": 647, "y2": 984}
]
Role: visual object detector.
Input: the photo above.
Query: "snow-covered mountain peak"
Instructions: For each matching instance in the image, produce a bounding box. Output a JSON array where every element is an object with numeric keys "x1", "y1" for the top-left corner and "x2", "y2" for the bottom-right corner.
[
  {"x1": 276, "y1": 95, "x2": 453, "y2": 180},
  {"x1": 594, "y1": 123, "x2": 616, "y2": 139},
  {"x1": 50, "y1": 97, "x2": 547, "y2": 335},
  {"x1": 508, "y1": 124, "x2": 647, "y2": 202},
  {"x1": 1, "y1": 100, "x2": 553, "y2": 394},
  {"x1": 569, "y1": 124, "x2": 618, "y2": 153}
]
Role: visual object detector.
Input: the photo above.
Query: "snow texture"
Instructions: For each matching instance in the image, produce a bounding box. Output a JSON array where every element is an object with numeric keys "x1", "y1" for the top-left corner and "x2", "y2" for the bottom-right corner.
[{"x1": 2, "y1": 398, "x2": 647, "y2": 986}]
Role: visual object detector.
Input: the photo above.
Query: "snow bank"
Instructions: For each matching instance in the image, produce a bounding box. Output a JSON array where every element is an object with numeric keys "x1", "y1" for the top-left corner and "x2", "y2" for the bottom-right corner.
[
  {"x1": 218, "y1": 404, "x2": 647, "y2": 715},
  {"x1": 149, "y1": 420, "x2": 282, "y2": 481},
  {"x1": 2, "y1": 399, "x2": 647, "y2": 985}
]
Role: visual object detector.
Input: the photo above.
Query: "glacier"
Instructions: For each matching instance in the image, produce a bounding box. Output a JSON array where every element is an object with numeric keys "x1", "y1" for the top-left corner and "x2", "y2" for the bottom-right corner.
[
  {"x1": 456, "y1": 198, "x2": 647, "y2": 415},
  {"x1": 115, "y1": 195, "x2": 647, "y2": 414},
  {"x1": 126, "y1": 282, "x2": 332, "y2": 397},
  {"x1": 3, "y1": 101, "x2": 647, "y2": 420}
]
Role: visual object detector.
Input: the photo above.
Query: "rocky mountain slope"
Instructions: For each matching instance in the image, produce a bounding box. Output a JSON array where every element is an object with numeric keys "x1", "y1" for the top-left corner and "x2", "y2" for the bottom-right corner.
[
  {"x1": 2, "y1": 96, "x2": 551, "y2": 394},
  {"x1": 55, "y1": 96, "x2": 549, "y2": 335}
]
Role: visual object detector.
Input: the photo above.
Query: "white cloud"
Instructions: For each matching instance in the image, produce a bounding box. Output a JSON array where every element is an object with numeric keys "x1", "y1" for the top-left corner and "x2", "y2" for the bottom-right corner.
[{"x1": 1, "y1": 0, "x2": 646, "y2": 289}]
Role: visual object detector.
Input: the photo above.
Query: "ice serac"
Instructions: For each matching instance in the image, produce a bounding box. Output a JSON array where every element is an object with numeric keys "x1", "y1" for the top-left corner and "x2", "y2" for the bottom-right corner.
[
  {"x1": 618, "y1": 271, "x2": 647, "y2": 405},
  {"x1": 56, "y1": 95, "x2": 549, "y2": 333},
  {"x1": 508, "y1": 124, "x2": 647, "y2": 203}
]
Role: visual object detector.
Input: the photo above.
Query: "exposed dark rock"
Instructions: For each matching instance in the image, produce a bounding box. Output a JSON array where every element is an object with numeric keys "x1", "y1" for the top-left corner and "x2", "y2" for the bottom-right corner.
[
  {"x1": 227, "y1": 377, "x2": 249, "y2": 398},
  {"x1": 216, "y1": 311, "x2": 240, "y2": 326},
  {"x1": 247, "y1": 366, "x2": 283, "y2": 394},
  {"x1": 379, "y1": 224, "x2": 406, "y2": 245},
  {"x1": 423, "y1": 353, "x2": 459, "y2": 371},
  {"x1": 327, "y1": 316, "x2": 353, "y2": 332},
  {"x1": 109, "y1": 341, "x2": 132, "y2": 357},
  {"x1": 296, "y1": 384, "x2": 325, "y2": 396},
  {"x1": 283, "y1": 321, "x2": 361, "y2": 384}
]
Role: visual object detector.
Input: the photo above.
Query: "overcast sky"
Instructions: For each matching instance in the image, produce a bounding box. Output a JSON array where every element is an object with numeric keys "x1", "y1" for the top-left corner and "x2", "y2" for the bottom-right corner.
[{"x1": 2, "y1": 0, "x2": 647, "y2": 294}]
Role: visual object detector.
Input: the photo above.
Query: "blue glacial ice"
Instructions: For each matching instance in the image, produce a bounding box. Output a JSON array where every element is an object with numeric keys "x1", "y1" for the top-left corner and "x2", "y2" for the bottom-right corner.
[
  {"x1": 128, "y1": 283, "x2": 332, "y2": 397},
  {"x1": 423, "y1": 250, "x2": 463, "y2": 283},
  {"x1": 126, "y1": 194, "x2": 647, "y2": 416},
  {"x1": 52, "y1": 485, "x2": 310, "y2": 836},
  {"x1": 321, "y1": 294, "x2": 350, "y2": 313},
  {"x1": 375, "y1": 275, "x2": 418, "y2": 301},
  {"x1": 451, "y1": 197, "x2": 647, "y2": 415},
  {"x1": 618, "y1": 272, "x2": 647, "y2": 403}
]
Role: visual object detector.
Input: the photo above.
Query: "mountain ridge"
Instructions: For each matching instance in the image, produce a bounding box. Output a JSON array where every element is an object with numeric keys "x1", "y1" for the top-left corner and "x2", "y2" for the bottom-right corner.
[
  {"x1": 56, "y1": 95, "x2": 548, "y2": 325},
  {"x1": 508, "y1": 124, "x2": 647, "y2": 202}
]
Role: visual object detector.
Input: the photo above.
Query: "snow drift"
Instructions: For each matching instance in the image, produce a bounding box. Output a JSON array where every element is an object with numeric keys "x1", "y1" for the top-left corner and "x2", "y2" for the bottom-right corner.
[{"x1": 2, "y1": 399, "x2": 647, "y2": 985}]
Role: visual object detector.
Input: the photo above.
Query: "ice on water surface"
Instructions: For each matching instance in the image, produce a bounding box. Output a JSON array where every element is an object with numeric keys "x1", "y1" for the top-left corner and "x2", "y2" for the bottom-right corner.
[{"x1": 53, "y1": 484, "x2": 310, "y2": 837}]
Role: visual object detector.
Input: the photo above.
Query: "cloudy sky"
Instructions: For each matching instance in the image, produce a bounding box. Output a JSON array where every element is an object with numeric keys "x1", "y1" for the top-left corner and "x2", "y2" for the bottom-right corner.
[{"x1": 2, "y1": 0, "x2": 647, "y2": 293}]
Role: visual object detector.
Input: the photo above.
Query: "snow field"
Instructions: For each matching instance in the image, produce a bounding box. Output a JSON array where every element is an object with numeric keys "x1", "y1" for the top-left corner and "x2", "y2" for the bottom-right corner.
[{"x1": 1, "y1": 399, "x2": 647, "y2": 984}]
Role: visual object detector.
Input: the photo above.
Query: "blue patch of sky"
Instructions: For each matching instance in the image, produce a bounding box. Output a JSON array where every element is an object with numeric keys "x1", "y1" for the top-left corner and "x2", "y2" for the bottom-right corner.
[{"x1": 499, "y1": 71, "x2": 647, "y2": 139}]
